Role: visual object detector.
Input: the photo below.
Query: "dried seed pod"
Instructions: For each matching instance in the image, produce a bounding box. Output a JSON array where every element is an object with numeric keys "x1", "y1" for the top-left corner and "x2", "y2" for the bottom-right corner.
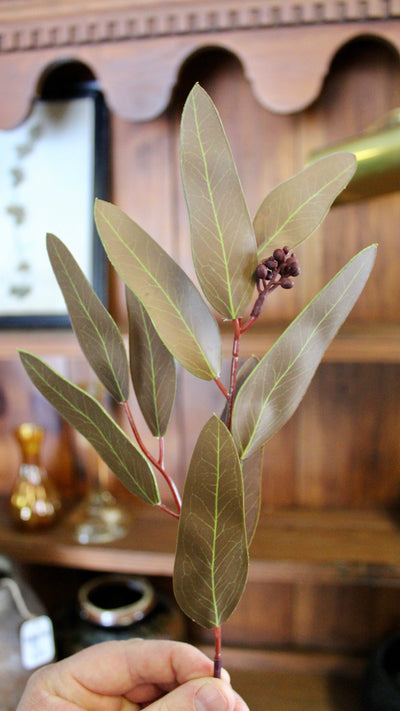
[
  {"x1": 280, "y1": 277, "x2": 295, "y2": 289},
  {"x1": 255, "y1": 263, "x2": 269, "y2": 280},
  {"x1": 273, "y1": 248, "x2": 285, "y2": 264},
  {"x1": 285, "y1": 257, "x2": 301, "y2": 277},
  {"x1": 264, "y1": 257, "x2": 278, "y2": 271}
]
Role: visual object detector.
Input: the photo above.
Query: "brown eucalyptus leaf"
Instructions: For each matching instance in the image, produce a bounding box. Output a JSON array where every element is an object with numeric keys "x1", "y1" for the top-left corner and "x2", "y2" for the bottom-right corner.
[
  {"x1": 19, "y1": 350, "x2": 160, "y2": 505},
  {"x1": 126, "y1": 287, "x2": 176, "y2": 437},
  {"x1": 232, "y1": 244, "x2": 377, "y2": 459},
  {"x1": 242, "y1": 447, "x2": 264, "y2": 546},
  {"x1": 95, "y1": 199, "x2": 222, "y2": 381},
  {"x1": 181, "y1": 84, "x2": 258, "y2": 318},
  {"x1": 47, "y1": 234, "x2": 129, "y2": 403},
  {"x1": 254, "y1": 152, "x2": 357, "y2": 258},
  {"x1": 173, "y1": 414, "x2": 248, "y2": 628}
]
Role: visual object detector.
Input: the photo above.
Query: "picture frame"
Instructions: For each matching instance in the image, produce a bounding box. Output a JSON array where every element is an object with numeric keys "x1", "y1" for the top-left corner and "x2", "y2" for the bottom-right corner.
[{"x1": 0, "y1": 80, "x2": 109, "y2": 328}]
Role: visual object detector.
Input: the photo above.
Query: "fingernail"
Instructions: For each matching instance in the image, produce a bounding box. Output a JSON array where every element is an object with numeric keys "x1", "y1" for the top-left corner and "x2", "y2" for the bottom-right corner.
[{"x1": 195, "y1": 683, "x2": 228, "y2": 711}]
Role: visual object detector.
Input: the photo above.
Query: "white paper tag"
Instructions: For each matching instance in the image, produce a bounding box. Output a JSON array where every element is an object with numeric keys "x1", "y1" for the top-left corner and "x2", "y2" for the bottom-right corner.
[{"x1": 19, "y1": 615, "x2": 55, "y2": 670}]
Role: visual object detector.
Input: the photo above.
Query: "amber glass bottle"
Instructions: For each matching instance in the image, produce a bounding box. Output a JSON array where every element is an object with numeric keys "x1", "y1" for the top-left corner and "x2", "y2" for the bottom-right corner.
[{"x1": 10, "y1": 423, "x2": 61, "y2": 529}]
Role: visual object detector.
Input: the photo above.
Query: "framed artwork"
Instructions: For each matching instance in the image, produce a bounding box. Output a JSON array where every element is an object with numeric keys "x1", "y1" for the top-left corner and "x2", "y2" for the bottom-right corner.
[{"x1": 0, "y1": 81, "x2": 109, "y2": 328}]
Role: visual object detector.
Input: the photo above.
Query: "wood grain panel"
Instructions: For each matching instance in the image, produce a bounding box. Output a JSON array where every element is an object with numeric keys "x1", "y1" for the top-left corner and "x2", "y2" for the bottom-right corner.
[
  {"x1": 296, "y1": 364, "x2": 400, "y2": 507},
  {"x1": 110, "y1": 112, "x2": 177, "y2": 326}
]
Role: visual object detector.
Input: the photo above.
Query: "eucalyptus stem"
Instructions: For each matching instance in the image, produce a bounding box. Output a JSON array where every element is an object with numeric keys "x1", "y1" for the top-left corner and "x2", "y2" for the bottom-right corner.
[
  {"x1": 240, "y1": 314, "x2": 257, "y2": 334},
  {"x1": 122, "y1": 400, "x2": 182, "y2": 514},
  {"x1": 214, "y1": 376, "x2": 229, "y2": 399},
  {"x1": 225, "y1": 318, "x2": 241, "y2": 430},
  {"x1": 158, "y1": 436, "x2": 165, "y2": 468},
  {"x1": 156, "y1": 502, "x2": 180, "y2": 519},
  {"x1": 211, "y1": 321, "x2": 241, "y2": 677},
  {"x1": 213, "y1": 625, "x2": 222, "y2": 678}
]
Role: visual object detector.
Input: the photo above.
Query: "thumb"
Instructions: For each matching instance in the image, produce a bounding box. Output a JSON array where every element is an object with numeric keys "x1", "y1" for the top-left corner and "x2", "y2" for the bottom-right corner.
[{"x1": 147, "y1": 677, "x2": 246, "y2": 711}]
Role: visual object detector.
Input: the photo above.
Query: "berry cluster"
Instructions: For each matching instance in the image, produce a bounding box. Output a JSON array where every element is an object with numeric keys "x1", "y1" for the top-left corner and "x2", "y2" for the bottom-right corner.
[{"x1": 251, "y1": 246, "x2": 301, "y2": 318}]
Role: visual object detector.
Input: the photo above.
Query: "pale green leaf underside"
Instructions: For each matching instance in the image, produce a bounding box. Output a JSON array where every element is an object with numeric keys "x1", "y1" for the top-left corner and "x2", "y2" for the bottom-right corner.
[
  {"x1": 181, "y1": 84, "x2": 258, "y2": 318},
  {"x1": 95, "y1": 200, "x2": 222, "y2": 381},
  {"x1": 173, "y1": 414, "x2": 248, "y2": 628},
  {"x1": 47, "y1": 234, "x2": 129, "y2": 403},
  {"x1": 126, "y1": 287, "x2": 176, "y2": 437},
  {"x1": 254, "y1": 152, "x2": 357, "y2": 258},
  {"x1": 232, "y1": 244, "x2": 377, "y2": 460},
  {"x1": 19, "y1": 351, "x2": 160, "y2": 506}
]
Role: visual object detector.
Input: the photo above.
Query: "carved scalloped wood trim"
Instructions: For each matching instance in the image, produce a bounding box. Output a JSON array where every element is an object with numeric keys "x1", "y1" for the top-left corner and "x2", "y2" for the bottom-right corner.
[
  {"x1": 0, "y1": 0, "x2": 399, "y2": 49},
  {"x1": 0, "y1": 1, "x2": 400, "y2": 127}
]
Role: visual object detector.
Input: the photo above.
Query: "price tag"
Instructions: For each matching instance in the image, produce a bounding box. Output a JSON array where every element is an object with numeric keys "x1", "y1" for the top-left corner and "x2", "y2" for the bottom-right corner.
[{"x1": 20, "y1": 615, "x2": 55, "y2": 670}]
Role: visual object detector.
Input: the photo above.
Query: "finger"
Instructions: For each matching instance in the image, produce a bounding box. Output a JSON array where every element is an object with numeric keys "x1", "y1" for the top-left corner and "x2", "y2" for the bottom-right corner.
[
  {"x1": 16, "y1": 640, "x2": 236, "y2": 711},
  {"x1": 144, "y1": 677, "x2": 249, "y2": 711},
  {"x1": 54, "y1": 640, "x2": 217, "y2": 697},
  {"x1": 16, "y1": 662, "x2": 141, "y2": 711}
]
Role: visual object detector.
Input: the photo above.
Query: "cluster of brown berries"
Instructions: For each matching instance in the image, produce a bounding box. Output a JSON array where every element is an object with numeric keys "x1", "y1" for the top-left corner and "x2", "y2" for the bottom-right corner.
[{"x1": 251, "y1": 246, "x2": 301, "y2": 318}]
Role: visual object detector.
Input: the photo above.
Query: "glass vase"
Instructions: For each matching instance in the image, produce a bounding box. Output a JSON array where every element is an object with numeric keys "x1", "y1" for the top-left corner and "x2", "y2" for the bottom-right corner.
[
  {"x1": 68, "y1": 382, "x2": 129, "y2": 544},
  {"x1": 10, "y1": 423, "x2": 61, "y2": 529}
]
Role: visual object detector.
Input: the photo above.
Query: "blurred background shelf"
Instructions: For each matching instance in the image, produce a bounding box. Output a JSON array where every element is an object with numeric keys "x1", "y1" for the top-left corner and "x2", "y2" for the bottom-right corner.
[
  {"x1": 3, "y1": 322, "x2": 400, "y2": 363},
  {"x1": 2, "y1": 497, "x2": 400, "y2": 586}
]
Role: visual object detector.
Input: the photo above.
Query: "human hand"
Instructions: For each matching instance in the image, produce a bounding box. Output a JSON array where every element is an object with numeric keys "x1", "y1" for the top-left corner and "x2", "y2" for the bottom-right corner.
[{"x1": 16, "y1": 638, "x2": 249, "y2": 711}]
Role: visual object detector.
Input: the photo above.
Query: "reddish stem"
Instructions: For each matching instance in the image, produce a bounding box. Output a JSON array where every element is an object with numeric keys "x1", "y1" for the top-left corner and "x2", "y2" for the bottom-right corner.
[
  {"x1": 213, "y1": 625, "x2": 222, "y2": 678},
  {"x1": 240, "y1": 315, "x2": 257, "y2": 334},
  {"x1": 225, "y1": 318, "x2": 241, "y2": 430},
  {"x1": 241, "y1": 281, "x2": 281, "y2": 333},
  {"x1": 122, "y1": 401, "x2": 181, "y2": 514},
  {"x1": 156, "y1": 502, "x2": 180, "y2": 519},
  {"x1": 158, "y1": 436, "x2": 165, "y2": 468},
  {"x1": 214, "y1": 376, "x2": 229, "y2": 400}
]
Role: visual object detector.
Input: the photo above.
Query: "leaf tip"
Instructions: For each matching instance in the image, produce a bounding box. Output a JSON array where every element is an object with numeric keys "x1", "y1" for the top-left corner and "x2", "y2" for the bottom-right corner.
[{"x1": 46, "y1": 231, "x2": 61, "y2": 256}]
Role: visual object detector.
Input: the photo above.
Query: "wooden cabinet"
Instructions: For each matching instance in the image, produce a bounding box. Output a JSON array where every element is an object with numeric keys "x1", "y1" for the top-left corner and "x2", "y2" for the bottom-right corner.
[{"x1": 2, "y1": 2, "x2": 400, "y2": 708}]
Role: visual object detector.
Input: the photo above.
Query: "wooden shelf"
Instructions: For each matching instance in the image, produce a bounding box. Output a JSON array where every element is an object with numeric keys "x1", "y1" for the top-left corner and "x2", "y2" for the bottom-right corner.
[
  {"x1": 0, "y1": 497, "x2": 177, "y2": 576},
  {"x1": 3, "y1": 322, "x2": 400, "y2": 363},
  {"x1": 203, "y1": 647, "x2": 363, "y2": 711},
  {"x1": 0, "y1": 330, "x2": 81, "y2": 360},
  {"x1": 229, "y1": 322, "x2": 400, "y2": 364},
  {"x1": 2, "y1": 497, "x2": 400, "y2": 586},
  {"x1": 221, "y1": 648, "x2": 363, "y2": 711},
  {"x1": 230, "y1": 667, "x2": 361, "y2": 711}
]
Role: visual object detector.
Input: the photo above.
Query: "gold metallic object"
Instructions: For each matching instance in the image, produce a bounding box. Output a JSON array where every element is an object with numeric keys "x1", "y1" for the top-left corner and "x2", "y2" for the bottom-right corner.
[
  {"x1": 10, "y1": 423, "x2": 61, "y2": 529},
  {"x1": 309, "y1": 109, "x2": 400, "y2": 202}
]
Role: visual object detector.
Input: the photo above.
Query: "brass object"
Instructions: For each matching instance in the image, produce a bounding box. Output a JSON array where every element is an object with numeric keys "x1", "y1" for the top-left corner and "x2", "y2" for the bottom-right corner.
[
  {"x1": 309, "y1": 109, "x2": 400, "y2": 202},
  {"x1": 10, "y1": 423, "x2": 61, "y2": 529}
]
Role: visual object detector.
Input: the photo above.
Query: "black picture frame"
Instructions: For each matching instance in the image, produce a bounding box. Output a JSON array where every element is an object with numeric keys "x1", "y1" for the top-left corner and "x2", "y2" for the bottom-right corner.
[{"x1": 0, "y1": 79, "x2": 109, "y2": 328}]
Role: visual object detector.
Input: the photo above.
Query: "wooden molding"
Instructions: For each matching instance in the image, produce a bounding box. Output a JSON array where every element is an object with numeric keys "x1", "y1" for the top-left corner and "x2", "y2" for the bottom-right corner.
[
  {"x1": 0, "y1": 1, "x2": 399, "y2": 51},
  {"x1": 0, "y1": 1, "x2": 400, "y2": 127}
]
